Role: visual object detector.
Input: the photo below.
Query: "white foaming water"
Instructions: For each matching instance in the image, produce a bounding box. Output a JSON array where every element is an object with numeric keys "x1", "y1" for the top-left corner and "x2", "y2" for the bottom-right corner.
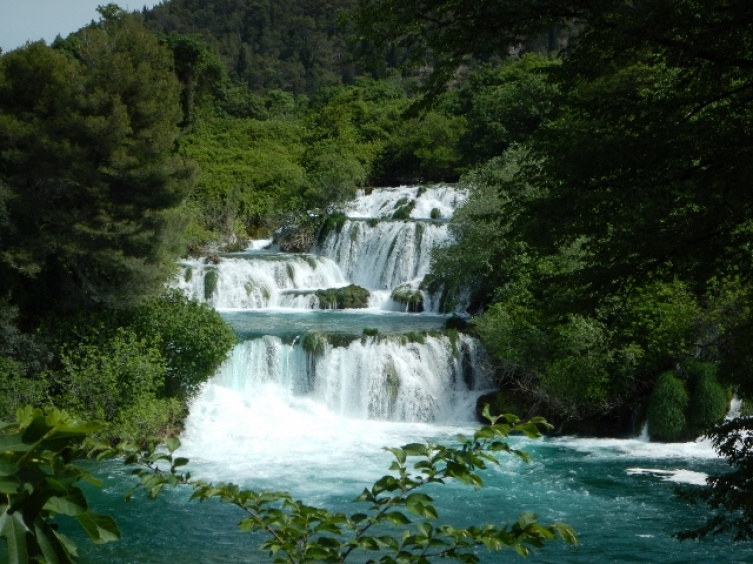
[
  {"x1": 626, "y1": 468, "x2": 709, "y2": 486},
  {"x1": 317, "y1": 220, "x2": 450, "y2": 291},
  {"x1": 545, "y1": 435, "x2": 717, "y2": 460},
  {"x1": 176, "y1": 255, "x2": 348, "y2": 309},
  {"x1": 344, "y1": 185, "x2": 467, "y2": 220},
  {"x1": 179, "y1": 333, "x2": 490, "y2": 485}
]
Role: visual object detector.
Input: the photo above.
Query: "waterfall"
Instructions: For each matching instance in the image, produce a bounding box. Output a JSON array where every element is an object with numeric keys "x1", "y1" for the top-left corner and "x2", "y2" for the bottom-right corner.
[
  {"x1": 200, "y1": 333, "x2": 488, "y2": 423},
  {"x1": 316, "y1": 220, "x2": 450, "y2": 291},
  {"x1": 180, "y1": 185, "x2": 489, "y2": 454}
]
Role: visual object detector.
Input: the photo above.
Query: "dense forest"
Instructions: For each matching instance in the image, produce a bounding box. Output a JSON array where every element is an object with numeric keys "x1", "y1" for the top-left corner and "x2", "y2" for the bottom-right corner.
[{"x1": 1, "y1": 0, "x2": 753, "y2": 559}]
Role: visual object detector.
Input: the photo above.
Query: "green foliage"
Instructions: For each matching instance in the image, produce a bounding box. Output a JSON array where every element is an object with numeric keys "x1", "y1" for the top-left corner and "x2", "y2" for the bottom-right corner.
[
  {"x1": 620, "y1": 280, "x2": 702, "y2": 370},
  {"x1": 123, "y1": 408, "x2": 576, "y2": 562},
  {"x1": 647, "y1": 371, "x2": 689, "y2": 442},
  {"x1": 402, "y1": 332, "x2": 427, "y2": 345},
  {"x1": 203, "y1": 269, "x2": 219, "y2": 301},
  {"x1": 0, "y1": 407, "x2": 119, "y2": 562},
  {"x1": 125, "y1": 290, "x2": 237, "y2": 399},
  {"x1": 375, "y1": 109, "x2": 466, "y2": 184},
  {"x1": 0, "y1": 13, "x2": 193, "y2": 319},
  {"x1": 143, "y1": 0, "x2": 368, "y2": 95},
  {"x1": 363, "y1": 328, "x2": 380, "y2": 337},
  {"x1": 684, "y1": 361, "x2": 729, "y2": 437},
  {"x1": 429, "y1": 147, "x2": 537, "y2": 313},
  {"x1": 56, "y1": 327, "x2": 166, "y2": 424},
  {"x1": 316, "y1": 285, "x2": 371, "y2": 310},
  {"x1": 318, "y1": 212, "x2": 349, "y2": 244},
  {"x1": 678, "y1": 416, "x2": 753, "y2": 541},
  {"x1": 302, "y1": 332, "x2": 327, "y2": 356},
  {"x1": 453, "y1": 55, "x2": 561, "y2": 165}
]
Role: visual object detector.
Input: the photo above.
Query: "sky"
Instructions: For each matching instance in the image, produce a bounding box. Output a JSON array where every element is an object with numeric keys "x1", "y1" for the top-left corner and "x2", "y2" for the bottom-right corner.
[{"x1": 0, "y1": 1, "x2": 163, "y2": 53}]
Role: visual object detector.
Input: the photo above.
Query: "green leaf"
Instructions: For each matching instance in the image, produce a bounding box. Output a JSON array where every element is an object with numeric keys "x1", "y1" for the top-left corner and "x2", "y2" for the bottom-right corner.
[
  {"x1": 0, "y1": 434, "x2": 33, "y2": 453},
  {"x1": 76, "y1": 512, "x2": 121, "y2": 544},
  {"x1": 0, "y1": 459, "x2": 20, "y2": 477},
  {"x1": 417, "y1": 522, "x2": 433, "y2": 537},
  {"x1": 21, "y1": 416, "x2": 53, "y2": 443},
  {"x1": 165, "y1": 437, "x2": 181, "y2": 453},
  {"x1": 380, "y1": 511, "x2": 411, "y2": 525},
  {"x1": 172, "y1": 457, "x2": 189, "y2": 468},
  {"x1": 44, "y1": 489, "x2": 89, "y2": 517},
  {"x1": 34, "y1": 517, "x2": 75, "y2": 564},
  {"x1": 402, "y1": 443, "x2": 428, "y2": 456},
  {"x1": 0, "y1": 476, "x2": 21, "y2": 495},
  {"x1": 0, "y1": 508, "x2": 30, "y2": 564}
]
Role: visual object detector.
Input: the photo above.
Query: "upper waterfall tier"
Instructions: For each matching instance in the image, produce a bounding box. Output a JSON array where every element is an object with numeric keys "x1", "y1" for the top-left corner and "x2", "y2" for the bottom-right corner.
[
  {"x1": 176, "y1": 253, "x2": 348, "y2": 309},
  {"x1": 176, "y1": 185, "x2": 467, "y2": 312},
  {"x1": 344, "y1": 185, "x2": 467, "y2": 220},
  {"x1": 316, "y1": 220, "x2": 450, "y2": 291}
]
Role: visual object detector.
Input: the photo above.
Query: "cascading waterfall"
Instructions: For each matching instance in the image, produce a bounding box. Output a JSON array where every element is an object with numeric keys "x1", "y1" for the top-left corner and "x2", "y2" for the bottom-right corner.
[
  {"x1": 316, "y1": 220, "x2": 449, "y2": 291},
  {"x1": 92, "y1": 184, "x2": 749, "y2": 563},
  {"x1": 179, "y1": 185, "x2": 491, "y2": 466}
]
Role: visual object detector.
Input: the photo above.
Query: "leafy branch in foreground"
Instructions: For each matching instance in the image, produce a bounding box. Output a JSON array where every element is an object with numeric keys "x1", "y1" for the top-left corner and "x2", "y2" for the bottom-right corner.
[
  {"x1": 0, "y1": 408, "x2": 120, "y2": 564},
  {"x1": 677, "y1": 416, "x2": 753, "y2": 542},
  {"x1": 124, "y1": 406, "x2": 576, "y2": 563}
]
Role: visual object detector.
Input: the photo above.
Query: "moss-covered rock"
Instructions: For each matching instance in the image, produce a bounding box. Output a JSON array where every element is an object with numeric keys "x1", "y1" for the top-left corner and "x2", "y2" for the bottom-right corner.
[
  {"x1": 317, "y1": 212, "x2": 348, "y2": 244},
  {"x1": 315, "y1": 285, "x2": 370, "y2": 309},
  {"x1": 391, "y1": 284, "x2": 424, "y2": 313},
  {"x1": 391, "y1": 198, "x2": 415, "y2": 220}
]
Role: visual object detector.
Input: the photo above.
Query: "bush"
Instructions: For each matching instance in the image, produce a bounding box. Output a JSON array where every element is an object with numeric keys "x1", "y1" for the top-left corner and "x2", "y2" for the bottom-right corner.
[
  {"x1": 648, "y1": 371, "x2": 689, "y2": 441},
  {"x1": 204, "y1": 268, "x2": 219, "y2": 301},
  {"x1": 56, "y1": 327, "x2": 166, "y2": 423},
  {"x1": 128, "y1": 290, "x2": 237, "y2": 399},
  {"x1": 302, "y1": 331, "x2": 327, "y2": 355},
  {"x1": 685, "y1": 360, "x2": 729, "y2": 435}
]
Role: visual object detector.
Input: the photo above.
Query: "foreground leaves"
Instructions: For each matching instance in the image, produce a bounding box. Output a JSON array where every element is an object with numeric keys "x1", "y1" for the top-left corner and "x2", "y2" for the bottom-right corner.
[
  {"x1": 123, "y1": 406, "x2": 576, "y2": 563},
  {"x1": 0, "y1": 407, "x2": 120, "y2": 563}
]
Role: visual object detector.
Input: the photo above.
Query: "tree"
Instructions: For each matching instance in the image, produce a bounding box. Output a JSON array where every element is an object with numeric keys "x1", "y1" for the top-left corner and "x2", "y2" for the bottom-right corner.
[
  {"x1": 0, "y1": 9, "x2": 194, "y2": 321},
  {"x1": 355, "y1": 0, "x2": 753, "y2": 535}
]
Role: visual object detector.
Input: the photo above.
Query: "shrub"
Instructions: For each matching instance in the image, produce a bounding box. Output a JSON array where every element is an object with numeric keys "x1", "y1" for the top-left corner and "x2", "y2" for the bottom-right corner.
[
  {"x1": 363, "y1": 327, "x2": 380, "y2": 337},
  {"x1": 685, "y1": 360, "x2": 729, "y2": 435},
  {"x1": 128, "y1": 291, "x2": 237, "y2": 399},
  {"x1": 430, "y1": 207, "x2": 442, "y2": 220},
  {"x1": 302, "y1": 331, "x2": 327, "y2": 355},
  {"x1": 204, "y1": 268, "x2": 219, "y2": 300},
  {"x1": 648, "y1": 371, "x2": 689, "y2": 441}
]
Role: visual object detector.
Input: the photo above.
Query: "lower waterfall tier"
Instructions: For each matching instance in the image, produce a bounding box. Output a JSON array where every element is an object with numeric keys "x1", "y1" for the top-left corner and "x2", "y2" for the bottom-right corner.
[{"x1": 192, "y1": 332, "x2": 491, "y2": 424}]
